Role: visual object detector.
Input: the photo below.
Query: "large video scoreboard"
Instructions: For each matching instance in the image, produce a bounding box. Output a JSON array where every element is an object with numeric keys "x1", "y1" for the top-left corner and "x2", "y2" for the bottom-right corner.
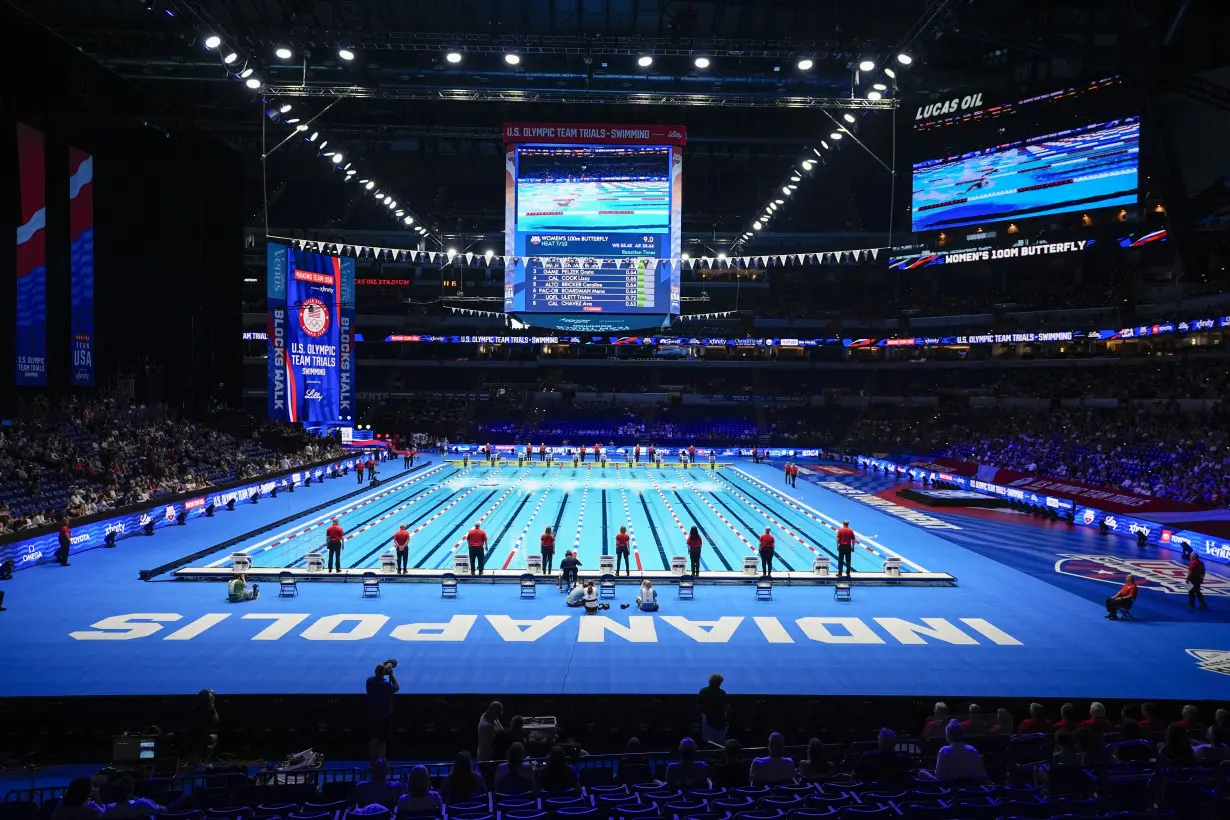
[{"x1": 502, "y1": 123, "x2": 684, "y2": 332}]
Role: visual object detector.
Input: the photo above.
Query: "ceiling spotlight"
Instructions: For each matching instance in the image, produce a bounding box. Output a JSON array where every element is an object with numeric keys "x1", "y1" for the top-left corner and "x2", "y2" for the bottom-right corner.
[
  {"x1": 638, "y1": 56, "x2": 653, "y2": 67},
  {"x1": 782, "y1": 186, "x2": 792, "y2": 195},
  {"x1": 338, "y1": 49, "x2": 355, "y2": 61},
  {"x1": 285, "y1": 118, "x2": 300, "y2": 124},
  {"x1": 821, "y1": 140, "x2": 830, "y2": 150},
  {"x1": 769, "y1": 203, "x2": 778, "y2": 211},
  {"x1": 245, "y1": 78, "x2": 262, "y2": 89},
  {"x1": 365, "y1": 181, "x2": 374, "y2": 190},
  {"x1": 446, "y1": 52, "x2": 463, "y2": 64},
  {"x1": 873, "y1": 83, "x2": 887, "y2": 91},
  {"x1": 884, "y1": 67, "x2": 897, "y2": 79},
  {"x1": 346, "y1": 169, "x2": 356, "y2": 175},
  {"x1": 404, "y1": 216, "x2": 414, "y2": 225},
  {"x1": 331, "y1": 154, "x2": 343, "y2": 164},
  {"x1": 843, "y1": 113, "x2": 856, "y2": 123},
  {"x1": 787, "y1": 184, "x2": 797, "y2": 190},
  {"x1": 801, "y1": 160, "x2": 813, "y2": 170},
  {"x1": 790, "y1": 175, "x2": 802, "y2": 182},
  {"x1": 867, "y1": 90, "x2": 883, "y2": 100},
  {"x1": 830, "y1": 132, "x2": 843, "y2": 139},
  {"x1": 275, "y1": 47, "x2": 293, "y2": 60},
  {"x1": 383, "y1": 195, "x2": 391, "y2": 203},
  {"x1": 447, "y1": 248, "x2": 457, "y2": 257},
  {"x1": 318, "y1": 141, "x2": 327, "y2": 150},
  {"x1": 505, "y1": 53, "x2": 521, "y2": 65},
  {"x1": 753, "y1": 221, "x2": 763, "y2": 230},
  {"x1": 343, "y1": 163, "x2": 351, "y2": 170},
  {"x1": 858, "y1": 60, "x2": 875, "y2": 72},
  {"x1": 797, "y1": 58, "x2": 814, "y2": 71},
  {"x1": 279, "y1": 104, "x2": 292, "y2": 113},
  {"x1": 774, "y1": 199, "x2": 784, "y2": 204},
  {"x1": 295, "y1": 124, "x2": 308, "y2": 132},
  {"x1": 222, "y1": 52, "x2": 238, "y2": 64},
  {"x1": 694, "y1": 57, "x2": 710, "y2": 68},
  {"x1": 239, "y1": 67, "x2": 254, "y2": 79},
  {"x1": 308, "y1": 131, "x2": 318, "y2": 141},
  {"x1": 204, "y1": 35, "x2": 221, "y2": 50},
  {"x1": 717, "y1": 252, "x2": 727, "y2": 260},
  {"x1": 681, "y1": 253, "x2": 690, "y2": 260},
  {"x1": 813, "y1": 147, "x2": 822, "y2": 156},
  {"x1": 395, "y1": 210, "x2": 404, "y2": 216},
  {"x1": 485, "y1": 250, "x2": 494, "y2": 259},
  {"x1": 897, "y1": 53, "x2": 913, "y2": 65},
  {"x1": 388, "y1": 201, "x2": 397, "y2": 209}
]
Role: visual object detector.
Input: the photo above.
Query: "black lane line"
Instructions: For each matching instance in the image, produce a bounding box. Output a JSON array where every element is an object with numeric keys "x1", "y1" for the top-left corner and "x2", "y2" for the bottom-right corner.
[
  {"x1": 551, "y1": 491, "x2": 571, "y2": 535},
  {"x1": 708, "y1": 489, "x2": 797, "y2": 572},
  {"x1": 719, "y1": 472, "x2": 839, "y2": 563},
  {"x1": 601, "y1": 490, "x2": 609, "y2": 556},
  {"x1": 415, "y1": 491, "x2": 497, "y2": 569},
  {"x1": 486, "y1": 493, "x2": 534, "y2": 563},
  {"x1": 672, "y1": 490, "x2": 734, "y2": 572},
  {"x1": 284, "y1": 478, "x2": 453, "y2": 568},
  {"x1": 637, "y1": 492, "x2": 672, "y2": 570},
  {"x1": 347, "y1": 489, "x2": 465, "y2": 569}
]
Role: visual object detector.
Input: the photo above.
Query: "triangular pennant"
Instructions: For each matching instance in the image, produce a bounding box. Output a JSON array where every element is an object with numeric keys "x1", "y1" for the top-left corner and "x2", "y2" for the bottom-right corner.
[
  {"x1": 371, "y1": 247, "x2": 383, "y2": 260},
  {"x1": 796, "y1": 254, "x2": 805, "y2": 264},
  {"x1": 777, "y1": 255, "x2": 787, "y2": 265},
  {"x1": 759, "y1": 256, "x2": 768, "y2": 267},
  {"x1": 870, "y1": 248, "x2": 880, "y2": 260},
  {"x1": 428, "y1": 251, "x2": 437, "y2": 263},
  {"x1": 465, "y1": 253, "x2": 474, "y2": 265}
]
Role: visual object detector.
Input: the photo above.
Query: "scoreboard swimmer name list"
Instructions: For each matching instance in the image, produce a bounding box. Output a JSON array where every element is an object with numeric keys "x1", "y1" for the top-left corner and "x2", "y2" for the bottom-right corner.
[{"x1": 529, "y1": 260, "x2": 656, "y2": 311}]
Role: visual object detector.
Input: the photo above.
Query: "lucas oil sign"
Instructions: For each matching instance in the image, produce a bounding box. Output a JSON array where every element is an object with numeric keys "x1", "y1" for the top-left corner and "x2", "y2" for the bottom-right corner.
[{"x1": 915, "y1": 93, "x2": 986, "y2": 123}]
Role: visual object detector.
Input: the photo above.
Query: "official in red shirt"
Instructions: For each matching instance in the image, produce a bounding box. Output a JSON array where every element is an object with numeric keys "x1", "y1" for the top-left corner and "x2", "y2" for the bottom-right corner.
[
  {"x1": 784, "y1": 462, "x2": 792, "y2": 485},
  {"x1": 634, "y1": 444, "x2": 641, "y2": 464},
  {"x1": 790, "y1": 463, "x2": 799, "y2": 487},
  {"x1": 466, "y1": 523, "x2": 488, "y2": 576},
  {"x1": 1105, "y1": 574, "x2": 1138, "y2": 620},
  {"x1": 540, "y1": 526, "x2": 557, "y2": 573},
  {"x1": 758, "y1": 527, "x2": 776, "y2": 576},
  {"x1": 686, "y1": 526, "x2": 703, "y2": 576},
  {"x1": 836, "y1": 521, "x2": 856, "y2": 578},
  {"x1": 688, "y1": 445, "x2": 696, "y2": 464},
  {"x1": 326, "y1": 518, "x2": 345, "y2": 572},
  {"x1": 539, "y1": 443, "x2": 547, "y2": 461},
  {"x1": 355, "y1": 459, "x2": 365, "y2": 484},
  {"x1": 615, "y1": 525, "x2": 632, "y2": 576},
  {"x1": 1188, "y1": 554, "x2": 1207, "y2": 610},
  {"x1": 393, "y1": 524, "x2": 411, "y2": 574},
  {"x1": 56, "y1": 517, "x2": 72, "y2": 566}
]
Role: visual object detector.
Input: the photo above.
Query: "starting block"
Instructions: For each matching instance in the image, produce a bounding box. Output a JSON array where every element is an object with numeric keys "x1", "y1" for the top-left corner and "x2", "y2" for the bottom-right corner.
[
  {"x1": 883, "y1": 557, "x2": 902, "y2": 576},
  {"x1": 813, "y1": 556, "x2": 831, "y2": 576},
  {"x1": 670, "y1": 555, "x2": 687, "y2": 575},
  {"x1": 453, "y1": 554, "x2": 470, "y2": 573},
  {"x1": 231, "y1": 551, "x2": 252, "y2": 573},
  {"x1": 527, "y1": 554, "x2": 543, "y2": 574},
  {"x1": 599, "y1": 554, "x2": 615, "y2": 573},
  {"x1": 306, "y1": 552, "x2": 324, "y2": 572},
  {"x1": 742, "y1": 556, "x2": 760, "y2": 576},
  {"x1": 380, "y1": 552, "x2": 397, "y2": 573}
]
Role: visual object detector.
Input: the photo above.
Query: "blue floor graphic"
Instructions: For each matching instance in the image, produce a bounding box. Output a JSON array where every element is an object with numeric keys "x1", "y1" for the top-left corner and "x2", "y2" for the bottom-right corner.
[{"x1": 2, "y1": 458, "x2": 1229, "y2": 700}]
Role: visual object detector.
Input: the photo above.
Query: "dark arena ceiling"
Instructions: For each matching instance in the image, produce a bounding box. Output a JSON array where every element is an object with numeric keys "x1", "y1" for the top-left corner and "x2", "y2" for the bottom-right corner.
[{"x1": 11, "y1": 0, "x2": 1230, "y2": 238}]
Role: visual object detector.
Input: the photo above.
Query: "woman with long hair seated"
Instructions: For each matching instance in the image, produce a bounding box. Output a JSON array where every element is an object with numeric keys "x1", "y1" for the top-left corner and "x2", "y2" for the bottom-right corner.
[
  {"x1": 396, "y1": 766, "x2": 443, "y2": 817},
  {"x1": 438, "y1": 751, "x2": 486, "y2": 804}
]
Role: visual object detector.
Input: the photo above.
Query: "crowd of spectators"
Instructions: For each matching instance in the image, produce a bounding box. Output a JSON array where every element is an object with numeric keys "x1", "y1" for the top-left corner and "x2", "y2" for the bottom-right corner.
[{"x1": 0, "y1": 398, "x2": 343, "y2": 535}]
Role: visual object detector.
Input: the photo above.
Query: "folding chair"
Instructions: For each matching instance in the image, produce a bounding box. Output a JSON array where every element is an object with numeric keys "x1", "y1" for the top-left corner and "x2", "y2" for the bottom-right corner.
[
  {"x1": 441, "y1": 572, "x2": 459, "y2": 598},
  {"x1": 1115, "y1": 597, "x2": 1137, "y2": 620},
  {"x1": 362, "y1": 571, "x2": 381, "y2": 597},
  {"x1": 520, "y1": 573, "x2": 537, "y2": 599},
  {"x1": 678, "y1": 574, "x2": 695, "y2": 600},
  {"x1": 833, "y1": 582, "x2": 852, "y2": 602},
  {"x1": 755, "y1": 576, "x2": 773, "y2": 601},
  {"x1": 278, "y1": 571, "x2": 298, "y2": 598},
  {"x1": 599, "y1": 573, "x2": 617, "y2": 599}
]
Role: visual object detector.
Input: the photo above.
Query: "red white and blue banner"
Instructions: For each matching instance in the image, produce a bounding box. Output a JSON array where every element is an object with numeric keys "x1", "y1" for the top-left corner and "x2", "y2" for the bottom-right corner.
[
  {"x1": 16, "y1": 123, "x2": 47, "y2": 386},
  {"x1": 267, "y1": 242, "x2": 355, "y2": 425},
  {"x1": 68, "y1": 146, "x2": 95, "y2": 386}
]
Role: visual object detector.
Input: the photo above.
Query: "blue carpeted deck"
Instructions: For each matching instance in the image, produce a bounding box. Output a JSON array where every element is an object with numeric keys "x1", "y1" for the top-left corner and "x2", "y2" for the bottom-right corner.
[{"x1": 2, "y1": 458, "x2": 1228, "y2": 700}]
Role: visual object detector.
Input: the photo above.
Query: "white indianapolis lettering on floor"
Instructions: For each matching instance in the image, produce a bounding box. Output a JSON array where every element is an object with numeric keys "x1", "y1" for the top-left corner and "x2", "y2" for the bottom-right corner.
[
  {"x1": 813, "y1": 480, "x2": 963, "y2": 533},
  {"x1": 69, "y1": 613, "x2": 1023, "y2": 645},
  {"x1": 730, "y1": 469, "x2": 930, "y2": 572}
]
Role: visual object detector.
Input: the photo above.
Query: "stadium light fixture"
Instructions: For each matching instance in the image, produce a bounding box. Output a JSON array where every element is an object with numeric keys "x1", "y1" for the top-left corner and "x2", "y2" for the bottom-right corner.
[
  {"x1": 276, "y1": 47, "x2": 293, "y2": 59},
  {"x1": 843, "y1": 113, "x2": 856, "y2": 123},
  {"x1": 446, "y1": 52, "x2": 463, "y2": 64},
  {"x1": 897, "y1": 53, "x2": 913, "y2": 65},
  {"x1": 239, "y1": 67, "x2": 254, "y2": 79},
  {"x1": 797, "y1": 58, "x2": 814, "y2": 71},
  {"x1": 682, "y1": 253, "x2": 690, "y2": 260},
  {"x1": 204, "y1": 35, "x2": 221, "y2": 49},
  {"x1": 790, "y1": 175, "x2": 802, "y2": 181},
  {"x1": 332, "y1": 153, "x2": 344, "y2": 163},
  {"x1": 769, "y1": 203, "x2": 778, "y2": 211},
  {"x1": 279, "y1": 103, "x2": 292, "y2": 113},
  {"x1": 485, "y1": 249, "x2": 493, "y2": 259},
  {"x1": 638, "y1": 56, "x2": 653, "y2": 67},
  {"x1": 801, "y1": 160, "x2": 814, "y2": 170},
  {"x1": 717, "y1": 252, "x2": 727, "y2": 260},
  {"x1": 873, "y1": 82, "x2": 887, "y2": 91},
  {"x1": 346, "y1": 169, "x2": 357, "y2": 175},
  {"x1": 813, "y1": 147, "x2": 822, "y2": 156},
  {"x1": 505, "y1": 53, "x2": 521, "y2": 65},
  {"x1": 383, "y1": 195, "x2": 392, "y2": 203},
  {"x1": 308, "y1": 131, "x2": 318, "y2": 141},
  {"x1": 395, "y1": 210, "x2": 404, "y2": 216},
  {"x1": 821, "y1": 140, "x2": 830, "y2": 150},
  {"x1": 830, "y1": 132, "x2": 843, "y2": 139},
  {"x1": 388, "y1": 200, "x2": 397, "y2": 208},
  {"x1": 867, "y1": 90, "x2": 882, "y2": 100},
  {"x1": 884, "y1": 67, "x2": 897, "y2": 79},
  {"x1": 404, "y1": 216, "x2": 414, "y2": 225},
  {"x1": 343, "y1": 162, "x2": 351, "y2": 170},
  {"x1": 245, "y1": 77, "x2": 262, "y2": 89},
  {"x1": 365, "y1": 181, "x2": 375, "y2": 190},
  {"x1": 318, "y1": 141, "x2": 327, "y2": 150},
  {"x1": 223, "y1": 52, "x2": 238, "y2": 64},
  {"x1": 446, "y1": 248, "x2": 457, "y2": 257},
  {"x1": 858, "y1": 60, "x2": 875, "y2": 72},
  {"x1": 285, "y1": 117, "x2": 300, "y2": 124},
  {"x1": 694, "y1": 57, "x2": 710, "y2": 69},
  {"x1": 782, "y1": 186, "x2": 791, "y2": 195},
  {"x1": 295, "y1": 124, "x2": 308, "y2": 132},
  {"x1": 338, "y1": 49, "x2": 355, "y2": 61},
  {"x1": 753, "y1": 221, "x2": 763, "y2": 230},
  {"x1": 787, "y1": 184, "x2": 798, "y2": 190}
]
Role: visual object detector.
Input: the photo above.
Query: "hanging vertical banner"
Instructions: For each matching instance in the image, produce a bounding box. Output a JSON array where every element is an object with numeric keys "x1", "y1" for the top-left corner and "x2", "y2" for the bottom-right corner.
[
  {"x1": 266, "y1": 242, "x2": 353, "y2": 426},
  {"x1": 68, "y1": 146, "x2": 95, "y2": 386},
  {"x1": 16, "y1": 124, "x2": 47, "y2": 386}
]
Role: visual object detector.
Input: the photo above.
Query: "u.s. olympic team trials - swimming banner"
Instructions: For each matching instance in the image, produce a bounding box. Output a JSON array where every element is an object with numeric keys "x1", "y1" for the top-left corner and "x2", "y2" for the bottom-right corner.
[
  {"x1": 267, "y1": 242, "x2": 355, "y2": 426},
  {"x1": 68, "y1": 146, "x2": 95, "y2": 386},
  {"x1": 16, "y1": 123, "x2": 47, "y2": 386}
]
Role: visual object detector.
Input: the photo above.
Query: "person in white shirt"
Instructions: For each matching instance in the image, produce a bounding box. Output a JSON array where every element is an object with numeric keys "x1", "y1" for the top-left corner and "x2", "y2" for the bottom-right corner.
[
  {"x1": 582, "y1": 581, "x2": 610, "y2": 614},
  {"x1": 749, "y1": 732, "x2": 796, "y2": 785},
  {"x1": 637, "y1": 580, "x2": 659, "y2": 612},
  {"x1": 928, "y1": 720, "x2": 988, "y2": 782}
]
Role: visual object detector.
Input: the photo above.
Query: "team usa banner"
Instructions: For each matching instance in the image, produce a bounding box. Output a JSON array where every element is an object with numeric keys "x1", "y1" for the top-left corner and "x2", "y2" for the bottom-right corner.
[
  {"x1": 266, "y1": 243, "x2": 354, "y2": 426},
  {"x1": 16, "y1": 123, "x2": 47, "y2": 386},
  {"x1": 68, "y1": 146, "x2": 95, "y2": 386}
]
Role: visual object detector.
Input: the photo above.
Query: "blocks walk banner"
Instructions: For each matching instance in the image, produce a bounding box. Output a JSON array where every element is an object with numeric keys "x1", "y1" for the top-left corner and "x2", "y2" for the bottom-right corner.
[
  {"x1": 69, "y1": 146, "x2": 95, "y2": 386},
  {"x1": 16, "y1": 124, "x2": 47, "y2": 386}
]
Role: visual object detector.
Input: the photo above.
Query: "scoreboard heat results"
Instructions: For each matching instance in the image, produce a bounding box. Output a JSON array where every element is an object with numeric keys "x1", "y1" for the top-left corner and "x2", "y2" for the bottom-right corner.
[{"x1": 525, "y1": 255, "x2": 661, "y2": 312}]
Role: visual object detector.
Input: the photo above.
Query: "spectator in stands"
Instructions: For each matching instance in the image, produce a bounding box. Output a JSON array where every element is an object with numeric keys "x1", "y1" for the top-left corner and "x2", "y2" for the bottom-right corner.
[
  {"x1": 749, "y1": 732, "x2": 796, "y2": 786},
  {"x1": 1051, "y1": 731, "x2": 1082, "y2": 767},
  {"x1": 52, "y1": 778, "x2": 103, "y2": 820},
  {"x1": 923, "y1": 702, "x2": 950, "y2": 739},
  {"x1": 1139, "y1": 702, "x2": 1167, "y2": 733},
  {"x1": 1019, "y1": 703, "x2": 1053, "y2": 734},
  {"x1": 1075, "y1": 728, "x2": 1107, "y2": 765},
  {"x1": 665, "y1": 737, "x2": 711, "y2": 790},
  {"x1": 1112, "y1": 720, "x2": 1152, "y2": 763},
  {"x1": 538, "y1": 745, "x2": 580, "y2": 793},
  {"x1": 992, "y1": 708, "x2": 1015, "y2": 735},
  {"x1": 711, "y1": 739, "x2": 749, "y2": 788},
  {"x1": 617, "y1": 737, "x2": 657, "y2": 786},
  {"x1": 192, "y1": 689, "x2": 219, "y2": 763},
  {"x1": 1159, "y1": 723, "x2": 1197, "y2": 766},
  {"x1": 1055, "y1": 703, "x2": 1081, "y2": 734},
  {"x1": 1209, "y1": 709, "x2": 1230, "y2": 747},
  {"x1": 351, "y1": 758, "x2": 403, "y2": 807},
  {"x1": 494, "y1": 742, "x2": 536, "y2": 794},
  {"x1": 697, "y1": 673, "x2": 729, "y2": 745},
  {"x1": 477, "y1": 701, "x2": 504, "y2": 764},
  {"x1": 854, "y1": 728, "x2": 911, "y2": 785},
  {"x1": 960, "y1": 704, "x2": 989, "y2": 735},
  {"x1": 492, "y1": 714, "x2": 525, "y2": 763},
  {"x1": 797, "y1": 737, "x2": 831, "y2": 779},
  {"x1": 1178, "y1": 704, "x2": 1205, "y2": 733},
  {"x1": 1081, "y1": 702, "x2": 1114, "y2": 737},
  {"x1": 636, "y1": 580, "x2": 659, "y2": 612},
  {"x1": 396, "y1": 765, "x2": 443, "y2": 815},
  {"x1": 366, "y1": 661, "x2": 400, "y2": 764},
  {"x1": 102, "y1": 777, "x2": 163, "y2": 819},
  {"x1": 439, "y1": 751, "x2": 486, "y2": 804},
  {"x1": 927, "y1": 720, "x2": 987, "y2": 782}
]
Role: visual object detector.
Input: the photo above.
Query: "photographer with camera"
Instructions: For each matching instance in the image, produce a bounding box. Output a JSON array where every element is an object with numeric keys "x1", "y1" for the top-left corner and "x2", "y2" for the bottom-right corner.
[{"x1": 366, "y1": 659, "x2": 400, "y2": 764}]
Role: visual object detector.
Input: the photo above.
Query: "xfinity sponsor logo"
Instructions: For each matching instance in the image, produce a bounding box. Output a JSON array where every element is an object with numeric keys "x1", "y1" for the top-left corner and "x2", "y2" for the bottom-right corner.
[
  {"x1": 818, "y1": 481, "x2": 961, "y2": 530},
  {"x1": 1128, "y1": 523, "x2": 1150, "y2": 536},
  {"x1": 105, "y1": 522, "x2": 125, "y2": 536},
  {"x1": 70, "y1": 612, "x2": 1022, "y2": 646},
  {"x1": 915, "y1": 93, "x2": 985, "y2": 122}
]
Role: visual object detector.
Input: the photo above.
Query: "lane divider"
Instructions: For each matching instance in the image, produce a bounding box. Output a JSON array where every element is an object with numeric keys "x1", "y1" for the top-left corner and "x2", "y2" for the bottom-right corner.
[
  {"x1": 683, "y1": 468, "x2": 819, "y2": 559},
  {"x1": 502, "y1": 469, "x2": 565, "y2": 570},
  {"x1": 668, "y1": 467, "x2": 758, "y2": 557},
  {"x1": 615, "y1": 467, "x2": 644, "y2": 572},
  {"x1": 443, "y1": 465, "x2": 537, "y2": 561},
  {"x1": 571, "y1": 469, "x2": 592, "y2": 554},
  {"x1": 205, "y1": 462, "x2": 451, "y2": 567}
]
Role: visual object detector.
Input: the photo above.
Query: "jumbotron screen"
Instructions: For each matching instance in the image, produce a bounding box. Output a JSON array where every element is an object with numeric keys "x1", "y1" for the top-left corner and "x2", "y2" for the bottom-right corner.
[
  {"x1": 503, "y1": 128, "x2": 683, "y2": 332},
  {"x1": 911, "y1": 116, "x2": 1140, "y2": 232}
]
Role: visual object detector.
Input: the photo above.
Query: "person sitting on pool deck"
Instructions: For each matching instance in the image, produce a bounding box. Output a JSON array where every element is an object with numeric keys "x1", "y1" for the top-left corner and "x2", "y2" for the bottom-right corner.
[
  {"x1": 583, "y1": 581, "x2": 610, "y2": 615},
  {"x1": 466, "y1": 523, "x2": 488, "y2": 576},
  {"x1": 637, "y1": 580, "x2": 659, "y2": 612},
  {"x1": 227, "y1": 574, "x2": 258, "y2": 602},
  {"x1": 559, "y1": 550, "x2": 581, "y2": 591},
  {"x1": 565, "y1": 582, "x2": 586, "y2": 608},
  {"x1": 540, "y1": 527, "x2": 557, "y2": 573},
  {"x1": 687, "y1": 526, "x2": 703, "y2": 575},
  {"x1": 1105, "y1": 574, "x2": 1138, "y2": 620}
]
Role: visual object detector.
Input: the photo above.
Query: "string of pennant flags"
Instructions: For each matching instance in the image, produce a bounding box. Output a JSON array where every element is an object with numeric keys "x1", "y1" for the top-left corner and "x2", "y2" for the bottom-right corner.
[{"x1": 268, "y1": 235, "x2": 885, "y2": 270}]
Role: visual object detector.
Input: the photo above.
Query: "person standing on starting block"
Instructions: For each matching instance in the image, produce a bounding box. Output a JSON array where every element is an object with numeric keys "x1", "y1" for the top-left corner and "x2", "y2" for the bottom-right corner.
[
  {"x1": 465, "y1": 522, "x2": 488, "y2": 576},
  {"x1": 687, "y1": 526, "x2": 703, "y2": 575},
  {"x1": 615, "y1": 526, "x2": 632, "y2": 576},
  {"x1": 393, "y1": 524, "x2": 410, "y2": 574},
  {"x1": 540, "y1": 527, "x2": 556, "y2": 574}
]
